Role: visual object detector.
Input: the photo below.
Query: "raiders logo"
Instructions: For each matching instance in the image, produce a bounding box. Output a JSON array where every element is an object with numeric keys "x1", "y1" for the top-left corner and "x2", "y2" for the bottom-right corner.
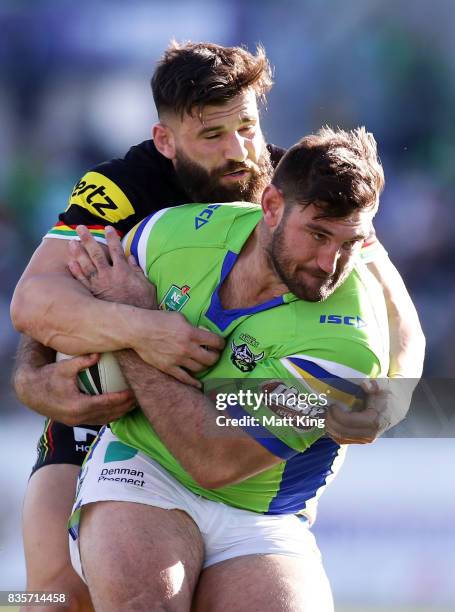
[{"x1": 230, "y1": 340, "x2": 264, "y2": 372}]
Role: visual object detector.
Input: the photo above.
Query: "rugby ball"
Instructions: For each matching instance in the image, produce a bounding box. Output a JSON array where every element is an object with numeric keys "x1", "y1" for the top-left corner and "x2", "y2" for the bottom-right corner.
[{"x1": 56, "y1": 351, "x2": 129, "y2": 394}]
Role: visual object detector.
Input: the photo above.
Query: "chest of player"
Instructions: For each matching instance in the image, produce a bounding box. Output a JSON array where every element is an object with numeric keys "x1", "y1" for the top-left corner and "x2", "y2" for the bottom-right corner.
[
  {"x1": 149, "y1": 246, "x2": 295, "y2": 355},
  {"x1": 148, "y1": 245, "x2": 388, "y2": 383}
]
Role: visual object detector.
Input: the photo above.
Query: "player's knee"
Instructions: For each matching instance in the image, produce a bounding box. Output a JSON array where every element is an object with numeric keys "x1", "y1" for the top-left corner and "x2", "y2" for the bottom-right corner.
[
  {"x1": 126, "y1": 596, "x2": 184, "y2": 612},
  {"x1": 91, "y1": 590, "x2": 186, "y2": 612},
  {"x1": 86, "y1": 567, "x2": 191, "y2": 612}
]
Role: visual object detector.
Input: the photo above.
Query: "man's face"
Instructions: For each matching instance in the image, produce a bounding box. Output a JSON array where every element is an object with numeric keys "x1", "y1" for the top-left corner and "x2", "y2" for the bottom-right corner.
[
  {"x1": 168, "y1": 89, "x2": 272, "y2": 203},
  {"x1": 268, "y1": 203, "x2": 374, "y2": 301}
]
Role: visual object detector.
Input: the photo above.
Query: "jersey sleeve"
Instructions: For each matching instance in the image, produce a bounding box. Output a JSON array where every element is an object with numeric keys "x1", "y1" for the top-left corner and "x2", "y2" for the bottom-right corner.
[
  {"x1": 122, "y1": 208, "x2": 172, "y2": 274},
  {"x1": 44, "y1": 169, "x2": 138, "y2": 244}
]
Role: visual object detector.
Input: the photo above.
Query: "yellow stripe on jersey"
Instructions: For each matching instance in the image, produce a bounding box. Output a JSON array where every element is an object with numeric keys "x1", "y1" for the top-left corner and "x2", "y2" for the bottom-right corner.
[
  {"x1": 281, "y1": 355, "x2": 366, "y2": 410},
  {"x1": 67, "y1": 171, "x2": 135, "y2": 223},
  {"x1": 122, "y1": 220, "x2": 142, "y2": 258}
]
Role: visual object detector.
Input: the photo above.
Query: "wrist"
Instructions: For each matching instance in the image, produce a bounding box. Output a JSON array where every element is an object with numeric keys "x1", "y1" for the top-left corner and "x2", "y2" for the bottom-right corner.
[
  {"x1": 13, "y1": 364, "x2": 36, "y2": 402},
  {"x1": 122, "y1": 307, "x2": 161, "y2": 352}
]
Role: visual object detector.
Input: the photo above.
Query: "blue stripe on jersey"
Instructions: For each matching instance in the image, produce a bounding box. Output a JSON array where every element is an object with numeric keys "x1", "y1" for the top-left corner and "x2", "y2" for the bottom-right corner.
[
  {"x1": 205, "y1": 251, "x2": 285, "y2": 331},
  {"x1": 287, "y1": 357, "x2": 365, "y2": 399},
  {"x1": 225, "y1": 402, "x2": 299, "y2": 460},
  {"x1": 129, "y1": 214, "x2": 156, "y2": 263},
  {"x1": 266, "y1": 437, "x2": 341, "y2": 515}
]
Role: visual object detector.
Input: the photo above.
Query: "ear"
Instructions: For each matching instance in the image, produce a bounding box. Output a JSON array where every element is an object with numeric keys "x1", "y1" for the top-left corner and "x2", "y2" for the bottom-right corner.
[
  {"x1": 152, "y1": 123, "x2": 176, "y2": 160},
  {"x1": 261, "y1": 184, "x2": 285, "y2": 229}
]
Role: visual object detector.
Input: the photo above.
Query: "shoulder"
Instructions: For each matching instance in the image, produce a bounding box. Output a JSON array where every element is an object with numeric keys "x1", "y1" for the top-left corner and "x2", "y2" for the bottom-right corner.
[
  {"x1": 128, "y1": 201, "x2": 261, "y2": 249},
  {"x1": 89, "y1": 139, "x2": 185, "y2": 210},
  {"x1": 289, "y1": 264, "x2": 389, "y2": 375},
  {"x1": 123, "y1": 202, "x2": 262, "y2": 272},
  {"x1": 227, "y1": 264, "x2": 388, "y2": 377},
  {"x1": 57, "y1": 140, "x2": 189, "y2": 232}
]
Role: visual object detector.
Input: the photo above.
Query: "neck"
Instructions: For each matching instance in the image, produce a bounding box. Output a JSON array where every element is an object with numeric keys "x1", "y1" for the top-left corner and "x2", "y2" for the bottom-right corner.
[{"x1": 223, "y1": 221, "x2": 288, "y2": 308}]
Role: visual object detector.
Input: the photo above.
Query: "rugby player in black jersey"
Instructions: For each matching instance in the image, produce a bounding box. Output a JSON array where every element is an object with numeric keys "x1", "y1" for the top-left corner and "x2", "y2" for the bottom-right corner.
[{"x1": 11, "y1": 41, "x2": 424, "y2": 611}]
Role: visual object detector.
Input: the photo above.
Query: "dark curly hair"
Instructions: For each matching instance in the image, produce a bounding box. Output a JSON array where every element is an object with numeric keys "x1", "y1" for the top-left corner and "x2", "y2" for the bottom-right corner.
[
  {"x1": 151, "y1": 40, "x2": 273, "y2": 118},
  {"x1": 272, "y1": 126, "x2": 385, "y2": 217}
]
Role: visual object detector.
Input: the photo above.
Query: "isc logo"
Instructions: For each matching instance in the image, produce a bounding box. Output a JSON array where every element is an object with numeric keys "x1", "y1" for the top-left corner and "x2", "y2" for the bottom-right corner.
[
  {"x1": 194, "y1": 204, "x2": 221, "y2": 229},
  {"x1": 319, "y1": 314, "x2": 367, "y2": 328}
]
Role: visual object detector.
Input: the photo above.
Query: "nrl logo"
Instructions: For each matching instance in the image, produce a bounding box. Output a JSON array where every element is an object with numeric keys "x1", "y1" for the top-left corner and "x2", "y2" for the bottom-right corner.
[
  {"x1": 159, "y1": 284, "x2": 190, "y2": 312},
  {"x1": 230, "y1": 339, "x2": 264, "y2": 372}
]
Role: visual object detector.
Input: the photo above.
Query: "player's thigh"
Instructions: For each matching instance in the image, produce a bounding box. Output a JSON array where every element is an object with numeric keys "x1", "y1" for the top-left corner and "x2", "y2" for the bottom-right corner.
[
  {"x1": 22, "y1": 464, "x2": 93, "y2": 612},
  {"x1": 80, "y1": 500, "x2": 204, "y2": 612},
  {"x1": 192, "y1": 553, "x2": 334, "y2": 612}
]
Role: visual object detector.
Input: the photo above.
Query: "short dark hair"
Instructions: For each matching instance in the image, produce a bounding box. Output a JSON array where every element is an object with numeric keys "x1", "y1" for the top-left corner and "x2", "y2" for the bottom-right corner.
[
  {"x1": 151, "y1": 40, "x2": 273, "y2": 118},
  {"x1": 272, "y1": 127, "x2": 385, "y2": 217}
]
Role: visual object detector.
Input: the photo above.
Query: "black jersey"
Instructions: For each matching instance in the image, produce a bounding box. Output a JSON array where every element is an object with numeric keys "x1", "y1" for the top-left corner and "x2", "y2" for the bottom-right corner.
[{"x1": 45, "y1": 140, "x2": 286, "y2": 242}]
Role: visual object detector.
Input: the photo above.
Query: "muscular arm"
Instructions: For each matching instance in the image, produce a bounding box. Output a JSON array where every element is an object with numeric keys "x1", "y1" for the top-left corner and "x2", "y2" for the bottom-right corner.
[
  {"x1": 10, "y1": 238, "x2": 156, "y2": 354},
  {"x1": 10, "y1": 232, "x2": 223, "y2": 383},
  {"x1": 326, "y1": 254, "x2": 426, "y2": 444},
  {"x1": 116, "y1": 350, "x2": 282, "y2": 489},
  {"x1": 12, "y1": 335, "x2": 135, "y2": 425},
  {"x1": 13, "y1": 335, "x2": 56, "y2": 387}
]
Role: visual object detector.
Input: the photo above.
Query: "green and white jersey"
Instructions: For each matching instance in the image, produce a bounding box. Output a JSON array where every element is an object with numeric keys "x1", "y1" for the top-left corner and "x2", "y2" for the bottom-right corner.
[{"x1": 115, "y1": 202, "x2": 389, "y2": 521}]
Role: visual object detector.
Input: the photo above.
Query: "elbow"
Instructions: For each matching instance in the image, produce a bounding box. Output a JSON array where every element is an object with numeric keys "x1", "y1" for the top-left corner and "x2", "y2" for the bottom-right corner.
[
  {"x1": 413, "y1": 320, "x2": 426, "y2": 371},
  {"x1": 416, "y1": 329, "x2": 427, "y2": 378},
  {"x1": 193, "y1": 475, "x2": 228, "y2": 490},
  {"x1": 10, "y1": 278, "x2": 54, "y2": 344},
  {"x1": 189, "y1": 462, "x2": 237, "y2": 490},
  {"x1": 10, "y1": 283, "x2": 30, "y2": 334},
  {"x1": 419, "y1": 327, "x2": 426, "y2": 351},
  {"x1": 418, "y1": 330, "x2": 426, "y2": 358},
  {"x1": 192, "y1": 474, "x2": 231, "y2": 490}
]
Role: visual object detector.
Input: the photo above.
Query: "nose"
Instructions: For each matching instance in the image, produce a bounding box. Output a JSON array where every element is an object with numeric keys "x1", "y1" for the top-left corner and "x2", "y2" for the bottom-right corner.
[
  {"x1": 317, "y1": 246, "x2": 340, "y2": 276},
  {"x1": 224, "y1": 132, "x2": 248, "y2": 162}
]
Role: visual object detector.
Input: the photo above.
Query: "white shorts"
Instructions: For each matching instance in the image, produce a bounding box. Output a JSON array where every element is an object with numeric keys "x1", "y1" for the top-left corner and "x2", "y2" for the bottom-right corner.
[{"x1": 69, "y1": 427, "x2": 327, "y2": 579}]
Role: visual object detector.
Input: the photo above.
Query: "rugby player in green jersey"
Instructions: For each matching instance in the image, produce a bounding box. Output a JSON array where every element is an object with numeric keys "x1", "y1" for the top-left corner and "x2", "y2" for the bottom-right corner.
[
  {"x1": 10, "y1": 42, "x2": 424, "y2": 612},
  {"x1": 66, "y1": 127, "x2": 411, "y2": 611}
]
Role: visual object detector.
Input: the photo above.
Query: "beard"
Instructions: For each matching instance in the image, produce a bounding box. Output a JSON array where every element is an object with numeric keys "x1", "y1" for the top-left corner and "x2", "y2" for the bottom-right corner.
[
  {"x1": 174, "y1": 145, "x2": 273, "y2": 204},
  {"x1": 268, "y1": 215, "x2": 353, "y2": 302}
]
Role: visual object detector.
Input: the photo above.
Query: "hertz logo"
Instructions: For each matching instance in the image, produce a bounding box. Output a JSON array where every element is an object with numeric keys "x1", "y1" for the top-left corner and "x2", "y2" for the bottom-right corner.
[
  {"x1": 68, "y1": 171, "x2": 134, "y2": 223},
  {"x1": 72, "y1": 181, "x2": 117, "y2": 216}
]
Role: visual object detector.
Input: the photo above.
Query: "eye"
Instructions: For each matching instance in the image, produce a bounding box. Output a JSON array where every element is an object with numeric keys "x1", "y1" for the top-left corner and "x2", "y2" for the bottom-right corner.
[
  {"x1": 311, "y1": 232, "x2": 325, "y2": 242},
  {"x1": 204, "y1": 133, "x2": 221, "y2": 140},
  {"x1": 239, "y1": 124, "x2": 255, "y2": 136}
]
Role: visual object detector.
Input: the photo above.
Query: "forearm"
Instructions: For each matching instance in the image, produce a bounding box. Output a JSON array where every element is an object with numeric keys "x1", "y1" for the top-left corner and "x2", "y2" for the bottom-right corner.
[
  {"x1": 367, "y1": 256, "x2": 425, "y2": 379},
  {"x1": 11, "y1": 236, "x2": 148, "y2": 354},
  {"x1": 15, "y1": 334, "x2": 55, "y2": 368},
  {"x1": 12, "y1": 335, "x2": 55, "y2": 403},
  {"x1": 116, "y1": 350, "x2": 278, "y2": 488},
  {"x1": 12, "y1": 334, "x2": 135, "y2": 422},
  {"x1": 11, "y1": 273, "x2": 149, "y2": 355}
]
